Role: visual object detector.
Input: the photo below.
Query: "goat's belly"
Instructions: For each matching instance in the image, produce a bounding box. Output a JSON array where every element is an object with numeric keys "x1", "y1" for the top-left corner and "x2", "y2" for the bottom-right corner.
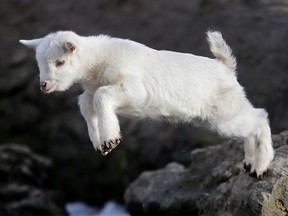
[{"x1": 117, "y1": 103, "x2": 197, "y2": 122}]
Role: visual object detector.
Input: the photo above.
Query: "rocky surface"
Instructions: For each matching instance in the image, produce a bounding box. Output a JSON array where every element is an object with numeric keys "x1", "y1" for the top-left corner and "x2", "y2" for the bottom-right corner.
[
  {"x1": 1, "y1": 0, "x2": 288, "y2": 205},
  {"x1": 0, "y1": 144, "x2": 66, "y2": 216},
  {"x1": 125, "y1": 130, "x2": 288, "y2": 216}
]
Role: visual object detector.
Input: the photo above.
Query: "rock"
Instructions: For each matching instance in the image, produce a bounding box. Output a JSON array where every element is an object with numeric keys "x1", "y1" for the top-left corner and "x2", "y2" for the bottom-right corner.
[
  {"x1": 0, "y1": 144, "x2": 67, "y2": 216},
  {"x1": 124, "y1": 131, "x2": 288, "y2": 216}
]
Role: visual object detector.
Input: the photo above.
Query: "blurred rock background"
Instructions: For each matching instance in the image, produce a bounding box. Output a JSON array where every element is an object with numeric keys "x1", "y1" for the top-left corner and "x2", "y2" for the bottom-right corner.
[
  {"x1": 0, "y1": 0, "x2": 288, "y2": 212},
  {"x1": 0, "y1": 144, "x2": 66, "y2": 216}
]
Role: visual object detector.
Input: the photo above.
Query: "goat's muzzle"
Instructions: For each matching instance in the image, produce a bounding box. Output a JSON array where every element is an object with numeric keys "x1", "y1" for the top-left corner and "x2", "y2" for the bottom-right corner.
[
  {"x1": 40, "y1": 81, "x2": 56, "y2": 93},
  {"x1": 40, "y1": 81, "x2": 48, "y2": 92}
]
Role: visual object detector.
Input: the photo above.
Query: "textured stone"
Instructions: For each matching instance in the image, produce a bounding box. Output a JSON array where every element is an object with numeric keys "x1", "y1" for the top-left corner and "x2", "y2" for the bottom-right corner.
[
  {"x1": 0, "y1": 144, "x2": 66, "y2": 216},
  {"x1": 125, "y1": 131, "x2": 288, "y2": 216}
]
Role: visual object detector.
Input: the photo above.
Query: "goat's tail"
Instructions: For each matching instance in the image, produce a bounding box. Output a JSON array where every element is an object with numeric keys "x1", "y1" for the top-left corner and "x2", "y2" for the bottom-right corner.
[{"x1": 207, "y1": 30, "x2": 237, "y2": 74}]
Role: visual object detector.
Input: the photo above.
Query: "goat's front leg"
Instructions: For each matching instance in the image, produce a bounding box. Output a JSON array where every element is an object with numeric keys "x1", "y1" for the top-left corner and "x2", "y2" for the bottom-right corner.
[
  {"x1": 93, "y1": 85, "x2": 124, "y2": 156},
  {"x1": 78, "y1": 92, "x2": 101, "y2": 151},
  {"x1": 93, "y1": 80, "x2": 146, "y2": 155}
]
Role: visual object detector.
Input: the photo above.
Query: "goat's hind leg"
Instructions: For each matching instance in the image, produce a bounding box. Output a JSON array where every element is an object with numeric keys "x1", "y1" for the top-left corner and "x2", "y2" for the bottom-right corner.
[
  {"x1": 252, "y1": 111, "x2": 274, "y2": 178},
  {"x1": 242, "y1": 110, "x2": 274, "y2": 178},
  {"x1": 243, "y1": 134, "x2": 256, "y2": 173},
  {"x1": 214, "y1": 108, "x2": 274, "y2": 178}
]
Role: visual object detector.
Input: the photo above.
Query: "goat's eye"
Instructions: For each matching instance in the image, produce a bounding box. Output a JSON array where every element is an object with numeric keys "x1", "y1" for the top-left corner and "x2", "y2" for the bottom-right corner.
[{"x1": 55, "y1": 60, "x2": 65, "y2": 67}]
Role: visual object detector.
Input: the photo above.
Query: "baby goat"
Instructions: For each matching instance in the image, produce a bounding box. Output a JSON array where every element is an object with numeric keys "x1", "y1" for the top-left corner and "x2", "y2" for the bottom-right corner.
[{"x1": 20, "y1": 31, "x2": 274, "y2": 177}]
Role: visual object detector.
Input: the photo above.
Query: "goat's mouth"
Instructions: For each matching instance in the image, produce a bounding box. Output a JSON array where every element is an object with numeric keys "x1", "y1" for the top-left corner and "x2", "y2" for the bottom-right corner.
[{"x1": 40, "y1": 82, "x2": 57, "y2": 93}]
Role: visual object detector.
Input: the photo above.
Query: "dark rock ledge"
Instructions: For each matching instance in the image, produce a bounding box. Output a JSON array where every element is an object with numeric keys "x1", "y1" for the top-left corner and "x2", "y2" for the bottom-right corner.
[
  {"x1": 0, "y1": 144, "x2": 66, "y2": 216},
  {"x1": 125, "y1": 131, "x2": 288, "y2": 216}
]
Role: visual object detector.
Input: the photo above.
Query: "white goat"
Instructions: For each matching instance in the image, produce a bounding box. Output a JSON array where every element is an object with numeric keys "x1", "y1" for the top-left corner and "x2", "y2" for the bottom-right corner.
[{"x1": 20, "y1": 30, "x2": 274, "y2": 177}]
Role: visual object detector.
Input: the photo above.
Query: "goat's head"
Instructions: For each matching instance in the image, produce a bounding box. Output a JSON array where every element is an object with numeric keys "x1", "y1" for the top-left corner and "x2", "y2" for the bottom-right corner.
[{"x1": 20, "y1": 31, "x2": 82, "y2": 93}]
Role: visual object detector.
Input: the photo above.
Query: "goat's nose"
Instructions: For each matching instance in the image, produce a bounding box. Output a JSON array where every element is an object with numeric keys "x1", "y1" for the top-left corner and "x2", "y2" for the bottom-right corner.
[{"x1": 40, "y1": 81, "x2": 47, "y2": 88}]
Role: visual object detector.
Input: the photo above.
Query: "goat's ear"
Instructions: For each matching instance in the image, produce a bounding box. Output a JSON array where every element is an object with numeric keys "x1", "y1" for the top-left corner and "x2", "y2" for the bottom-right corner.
[
  {"x1": 19, "y1": 38, "x2": 43, "y2": 49},
  {"x1": 64, "y1": 42, "x2": 76, "y2": 53}
]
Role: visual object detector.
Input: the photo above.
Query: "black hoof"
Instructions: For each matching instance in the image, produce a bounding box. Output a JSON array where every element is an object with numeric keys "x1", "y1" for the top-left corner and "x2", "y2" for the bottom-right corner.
[
  {"x1": 249, "y1": 171, "x2": 257, "y2": 178},
  {"x1": 99, "y1": 136, "x2": 123, "y2": 156},
  {"x1": 244, "y1": 163, "x2": 252, "y2": 172}
]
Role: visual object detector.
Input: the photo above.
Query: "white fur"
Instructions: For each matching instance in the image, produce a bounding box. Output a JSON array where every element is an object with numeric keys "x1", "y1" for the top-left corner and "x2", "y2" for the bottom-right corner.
[{"x1": 20, "y1": 30, "x2": 274, "y2": 177}]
